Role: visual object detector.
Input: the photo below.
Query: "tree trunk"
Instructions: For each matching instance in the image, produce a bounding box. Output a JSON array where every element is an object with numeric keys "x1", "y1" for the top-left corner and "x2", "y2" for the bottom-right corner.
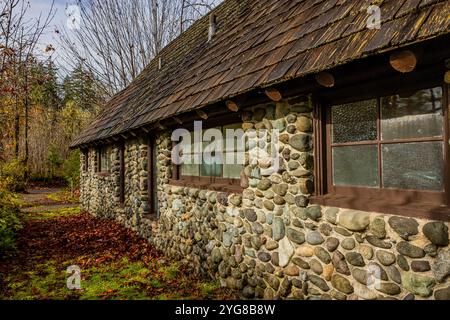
[
  {"x1": 14, "y1": 95, "x2": 20, "y2": 159},
  {"x1": 24, "y1": 72, "x2": 29, "y2": 179}
]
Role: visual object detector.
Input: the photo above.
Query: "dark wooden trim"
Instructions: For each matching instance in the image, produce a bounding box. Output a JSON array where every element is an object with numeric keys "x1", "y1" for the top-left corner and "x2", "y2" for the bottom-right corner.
[
  {"x1": 178, "y1": 175, "x2": 241, "y2": 186},
  {"x1": 172, "y1": 140, "x2": 179, "y2": 180},
  {"x1": 147, "y1": 135, "x2": 157, "y2": 217},
  {"x1": 331, "y1": 186, "x2": 444, "y2": 204},
  {"x1": 171, "y1": 117, "x2": 245, "y2": 190},
  {"x1": 82, "y1": 150, "x2": 89, "y2": 173},
  {"x1": 313, "y1": 97, "x2": 325, "y2": 197},
  {"x1": 96, "y1": 149, "x2": 101, "y2": 173},
  {"x1": 96, "y1": 172, "x2": 111, "y2": 178},
  {"x1": 119, "y1": 143, "x2": 125, "y2": 207},
  {"x1": 169, "y1": 179, "x2": 243, "y2": 194},
  {"x1": 330, "y1": 136, "x2": 443, "y2": 147},
  {"x1": 315, "y1": 76, "x2": 449, "y2": 220},
  {"x1": 376, "y1": 98, "x2": 383, "y2": 189},
  {"x1": 310, "y1": 195, "x2": 450, "y2": 222},
  {"x1": 443, "y1": 83, "x2": 450, "y2": 206}
]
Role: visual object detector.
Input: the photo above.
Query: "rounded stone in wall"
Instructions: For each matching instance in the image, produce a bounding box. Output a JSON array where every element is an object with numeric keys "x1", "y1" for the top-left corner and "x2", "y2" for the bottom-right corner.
[
  {"x1": 325, "y1": 237, "x2": 340, "y2": 252},
  {"x1": 331, "y1": 274, "x2": 354, "y2": 294},
  {"x1": 422, "y1": 222, "x2": 449, "y2": 246},
  {"x1": 376, "y1": 250, "x2": 396, "y2": 266},
  {"x1": 306, "y1": 231, "x2": 324, "y2": 245},
  {"x1": 341, "y1": 238, "x2": 356, "y2": 250},
  {"x1": 388, "y1": 216, "x2": 419, "y2": 240}
]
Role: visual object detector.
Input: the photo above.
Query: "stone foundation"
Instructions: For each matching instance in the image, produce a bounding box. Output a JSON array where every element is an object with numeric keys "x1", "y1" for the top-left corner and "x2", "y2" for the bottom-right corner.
[{"x1": 80, "y1": 95, "x2": 450, "y2": 300}]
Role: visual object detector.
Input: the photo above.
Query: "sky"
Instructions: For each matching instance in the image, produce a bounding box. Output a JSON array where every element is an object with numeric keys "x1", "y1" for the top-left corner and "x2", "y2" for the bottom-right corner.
[{"x1": 25, "y1": 0, "x2": 72, "y2": 65}]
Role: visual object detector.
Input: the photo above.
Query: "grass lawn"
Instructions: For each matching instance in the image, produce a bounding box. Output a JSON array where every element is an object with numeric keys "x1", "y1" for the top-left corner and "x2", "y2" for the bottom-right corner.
[{"x1": 0, "y1": 201, "x2": 236, "y2": 300}]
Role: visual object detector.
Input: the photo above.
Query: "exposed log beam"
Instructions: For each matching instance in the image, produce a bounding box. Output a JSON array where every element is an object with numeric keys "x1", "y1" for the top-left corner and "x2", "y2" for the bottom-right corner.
[
  {"x1": 121, "y1": 134, "x2": 128, "y2": 140},
  {"x1": 445, "y1": 70, "x2": 450, "y2": 84},
  {"x1": 196, "y1": 109, "x2": 208, "y2": 120},
  {"x1": 264, "y1": 87, "x2": 282, "y2": 102},
  {"x1": 156, "y1": 122, "x2": 166, "y2": 130},
  {"x1": 315, "y1": 72, "x2": 335, "y2": 87},
  {"x1": 226, "y1": 100, "x2": 239, "y2": 112},
  {"x1": 173, "y1": 116, "x2": 183, "y2": 125},
  {"x1": 389, "y1": 50, "x2": 417, "y2": 73}
]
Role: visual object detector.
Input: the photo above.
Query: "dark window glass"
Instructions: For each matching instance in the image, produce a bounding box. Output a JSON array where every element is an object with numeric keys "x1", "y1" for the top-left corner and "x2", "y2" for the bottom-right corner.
[
  {"x1": 381, "y1": 88, "x2": 443, "y2": 140},
  {"x1": 330, "y1": 86, "x2": 444, "y2": 193},
  {"x1": 179, "y1": 124, "x2": 243, "y2": 180},
  {"x1": 333, "y1": 145, "x2": 379, "y2": 187},
  {"x1": 99, "y1": 146, "x2": 111, "y2": 172},
  {"x1": 382, "y1": 142, "x2": 444, "y2": 191},
  {"x1": 332, "y1": 99, "x2": 377, "y2": 143}
]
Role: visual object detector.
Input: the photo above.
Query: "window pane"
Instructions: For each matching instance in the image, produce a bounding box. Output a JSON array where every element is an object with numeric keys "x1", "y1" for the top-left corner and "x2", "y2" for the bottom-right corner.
[
  {"x1": 382, "y1": 142, "x2": 444, "y2": 191},
  {"x1": 381, "y1": 87, "x2": 443, "y2": 140},
  {"x1": 223, "y1": 151, "x2": 243, "y2": 179},
  {"x1": 223, "y1": 123, "x2": 244, "y2": 152},
  {"x1": 181, "y1": 163, "x2": 199, "y2": 176},
  {"x1": 223, "y1": 164, "x2": 243, "y2": 179},
  {"x1": 332, "y1": 99, "x2": 377, "y2": 143},
  {"x1": 333, "y1": 145, "x2": 379, "y2": 187},
  {"x1": 201, "y1": 163, "x2": 221, "y2": 177},
  {"x1": 100, "y1": 148, "x2": 110, "y2": 172}
]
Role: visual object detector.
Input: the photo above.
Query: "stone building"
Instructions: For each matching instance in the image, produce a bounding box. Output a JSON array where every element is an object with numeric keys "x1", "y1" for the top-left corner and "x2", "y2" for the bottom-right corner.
[{"x1": 71, "y1": 0, "x2": 450, "y2": 300}]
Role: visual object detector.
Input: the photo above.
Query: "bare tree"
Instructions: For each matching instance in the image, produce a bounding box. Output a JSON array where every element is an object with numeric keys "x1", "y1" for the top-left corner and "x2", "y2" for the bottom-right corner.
[
  {"x1": 58, "y1": 0, "x2": 220, "y2": 97},
  {"x1": 0, "y1": 0, "x2": 56, "y2": 171}
]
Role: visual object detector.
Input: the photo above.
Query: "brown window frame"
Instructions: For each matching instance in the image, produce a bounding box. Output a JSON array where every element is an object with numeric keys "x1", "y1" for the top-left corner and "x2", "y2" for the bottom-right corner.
[
  {"x1": 312, "y1": 82, "x2": 450, "y2": 221},
  {"x1": 169, "y1": 115, "x2": 244, "y2": 193},
  {"x1": 147, "y1": 135, "x2": 159, "y2": 218},
  {"x1": 119, "y1": 143, "x2": 125, "y2": 207},
  {"x1": 82, "y1": 149, "x2": 89, "y2": 172},
  {"x1": 96, "y1": 145, "x2": 111, "y2": 174}
]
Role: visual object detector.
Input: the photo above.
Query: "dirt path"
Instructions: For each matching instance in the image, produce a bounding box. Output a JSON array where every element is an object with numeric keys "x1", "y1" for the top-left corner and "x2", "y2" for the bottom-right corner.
[{"x1": 0, "y1": 187, "x2": 235, "y2": 300}]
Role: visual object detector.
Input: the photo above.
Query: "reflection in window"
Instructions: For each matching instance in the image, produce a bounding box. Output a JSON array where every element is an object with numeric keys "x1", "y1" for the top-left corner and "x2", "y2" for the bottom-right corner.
[
  {"x1": 179, "y1": 123, "x2": 244, "y2": 180},
  {"x1": 381, "y1": 87, "x2": 443, "y2": 140},
  {"x1": 330, "y1": 86, "x2": 444, "y2": 192},
  {"x1": 382, "y1": 142, "x2": 444, "y2": 191},
  {"x1": 98, "y1": 146, "x2": 111, "y2": 172},
  {"x1": 333, "y1": 145, "x2": 379, "y2": 187}
]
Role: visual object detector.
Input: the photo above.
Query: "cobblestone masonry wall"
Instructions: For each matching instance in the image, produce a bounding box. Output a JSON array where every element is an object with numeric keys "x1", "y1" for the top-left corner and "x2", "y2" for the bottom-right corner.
[{"x1": 80, "y1": 95, "x2": 450, "y2": 300}]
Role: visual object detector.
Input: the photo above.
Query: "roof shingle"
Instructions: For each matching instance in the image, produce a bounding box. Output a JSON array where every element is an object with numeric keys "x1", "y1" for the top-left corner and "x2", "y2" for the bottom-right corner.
[{"x1": 71, "y1": 0, "x2": 450, "y2": 147}]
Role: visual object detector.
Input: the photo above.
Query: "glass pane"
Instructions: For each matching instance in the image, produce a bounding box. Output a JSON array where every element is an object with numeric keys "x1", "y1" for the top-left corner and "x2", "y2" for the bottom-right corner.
[
  {"x1": 223, "y1": 164, "x2": 243, "y2": 179},
  {"x1": 181, "y1": 163, "x2": 199, "y2": 176},
  {"x1": 332, "y1": 99, "x2": 377, "y2": 143},
  {"x1": 223, "y1": 123, "x2": 244, "y2": 152},
  {"x1": 333, "y1": 145, "x2": 379, "y2": 187},
  {"x1": 151, "y1": 141, "x2": 159, "y2": 217},
  {"x1": 382, "y1": 142, "x2": 444, "y2": 191},
  {"x1": 100, "y1": 148, "x2": 110, "y2": 172},
  {"x1": 201, "y1": 163, "x2": 221, "y2": 177},
  {"x1": 381, "y1": 87, "x2": 443, "y2": 140}
]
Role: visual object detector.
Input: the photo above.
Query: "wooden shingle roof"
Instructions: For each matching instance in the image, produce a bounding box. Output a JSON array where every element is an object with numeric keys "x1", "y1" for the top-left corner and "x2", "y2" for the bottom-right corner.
[{"x1": 71, "y1": 0, "x2": 450, "y2": 147}]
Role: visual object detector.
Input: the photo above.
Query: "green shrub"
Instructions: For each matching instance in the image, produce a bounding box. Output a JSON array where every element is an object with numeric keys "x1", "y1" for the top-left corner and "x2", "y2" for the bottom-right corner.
[
  {"x1": 0, "y1": 190, "x2": 22, "y2": 256},
  {"x1": 47, "y1": 145, "x2": 64, "y2": 179},
  {"x1": 62, "y1": 150, "x2": 80, "y2": 191},
  {"x1": 0, "y1": 160, "x2": 27, "y2": 192}
]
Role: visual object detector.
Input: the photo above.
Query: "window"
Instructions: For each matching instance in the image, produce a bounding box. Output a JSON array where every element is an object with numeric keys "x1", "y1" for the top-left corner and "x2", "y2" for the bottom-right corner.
[
  {"x1": 119, "y1": 144, "x2": 125, "y2": 206},
  {"x1": 82, "y1": 150, "x2": 89, "y2": 172},
  {"x1": 147, "y1": 136, "x2": 159, "y2": 217},
  {"x1": 173, "y1": 123, "x2": 244, "y2": 190},
  {"x1": 315, "y1": 85, "x2": 449, "y2": 214},
  {"x1": 97, "y1": 146, "x2": 111, "y2": 173}
]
